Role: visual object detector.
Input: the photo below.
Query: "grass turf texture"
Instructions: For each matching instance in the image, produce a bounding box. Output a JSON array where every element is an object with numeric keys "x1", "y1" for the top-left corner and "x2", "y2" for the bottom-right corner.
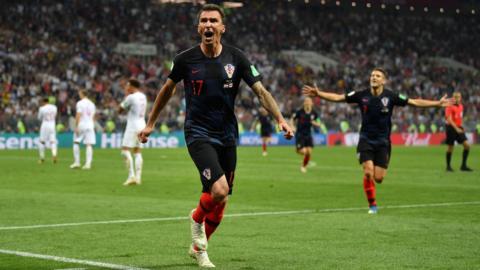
[{"x1": 0, "y1": 146, "x2": 479, "y2": 269}]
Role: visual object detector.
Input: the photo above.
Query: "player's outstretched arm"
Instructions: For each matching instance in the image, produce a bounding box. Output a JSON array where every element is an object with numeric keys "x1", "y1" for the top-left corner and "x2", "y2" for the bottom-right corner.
[
  {"x1": 251, "y1": 82, "x2": 294, "y2": 139},
  {"x1": 407, "y1": 94, "x2": 453, "y2": 108},
  {"x1": 302, "y1": 85, "x2": 346, "y2": 102},
  {"x1": 138, "y1": 79, "x2": 176, "y2": 143}
]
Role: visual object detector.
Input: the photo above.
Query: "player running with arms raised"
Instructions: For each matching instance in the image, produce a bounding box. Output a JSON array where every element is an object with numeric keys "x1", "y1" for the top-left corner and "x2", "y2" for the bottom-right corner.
[
  {"x1": 138, "y1": 4, "x2": 293, "y2": 268},
  {"x1": 303, "y1": 68, "x2": 452, "y2": 214}
]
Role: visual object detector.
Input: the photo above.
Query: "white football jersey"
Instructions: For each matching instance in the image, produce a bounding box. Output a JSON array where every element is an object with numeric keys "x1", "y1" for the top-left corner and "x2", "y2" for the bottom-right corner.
[
  {"x1": 120, "y1": 91, "x2": 147, "y2": 131},
  {"x1": 76, "y1": 98, "x2": 96, "y2": 129},
  {"x1": 38, "y1": 104, "x2": 57, "y2": 128}
]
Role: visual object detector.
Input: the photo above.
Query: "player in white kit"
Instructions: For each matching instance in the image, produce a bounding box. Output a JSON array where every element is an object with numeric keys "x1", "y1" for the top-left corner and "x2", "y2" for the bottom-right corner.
[
  {"x1": 38, "y1": 97, "x2": 58, "y2": 164},
  {"x1": 119, "y1": 79, "x2": 147, "y2": 185},
  {"x1": 70, "y1": 89, "x2": 96, "y2": 170}
]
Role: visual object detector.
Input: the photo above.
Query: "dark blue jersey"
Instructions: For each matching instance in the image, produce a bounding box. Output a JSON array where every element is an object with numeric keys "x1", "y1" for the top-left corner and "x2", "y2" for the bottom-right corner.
[
  {"x1": 169, "y1": 44, "x2": 262, "y2": 146},
  {"x1": 345, "y1": 88, "x2": 408, "y2": 145},
  {"x1": 258, "y1": 115, "x2": 273, "y2": 133},
  {"x1": 293, "y1": 109, "x2": 318, "y2": 137}
]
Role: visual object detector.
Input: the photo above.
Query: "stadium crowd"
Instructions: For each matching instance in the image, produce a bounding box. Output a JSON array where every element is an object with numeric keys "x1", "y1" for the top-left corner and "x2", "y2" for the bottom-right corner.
[{"x1": 1, "y1": 0, "x2": 479, "y2": 134}]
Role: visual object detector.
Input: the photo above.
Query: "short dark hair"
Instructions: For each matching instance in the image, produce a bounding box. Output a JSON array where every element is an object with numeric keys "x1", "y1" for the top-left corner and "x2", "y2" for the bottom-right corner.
[
  {"x1": 78, "y1": 88, "x2": 88, "y2": 97},
  {"x1": 197, "y1": 4, "x2": 225, "y2": 24},
  {"x1": 372, "y1": 67, "x2": 388, "y2": 79},
  {"x1": 43, "y1": 97, "x2": 49, "y2": 103},
  {"x1": 128, "y1": 78, "x2": 141, "y2": 89}
]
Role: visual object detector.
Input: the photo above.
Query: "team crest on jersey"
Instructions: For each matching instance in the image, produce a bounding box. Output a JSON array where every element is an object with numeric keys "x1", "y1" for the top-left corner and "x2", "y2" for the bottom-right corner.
[
  {"x1": 381, "y1": 97, "x2": 389, "y2": 112},
  {"x1": 202, "y1": 168, "x2": 211, "y2": 180},
  {"x1": 381, "y1": 97, "x2": 389, "y2": 107},
  {"x1": 224, "y1": 64, "x2": 235, "y2": 79}
]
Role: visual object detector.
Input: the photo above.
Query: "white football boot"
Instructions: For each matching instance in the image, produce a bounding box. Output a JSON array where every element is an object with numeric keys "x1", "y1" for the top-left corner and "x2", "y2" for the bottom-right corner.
[
  {"x1": 70, "y1": 163, "x2": 81, "y2": 169},
  {"x1": 190, "y1": 209, "x2": 208, "y2": 251},
  {"x1": 81, "y1": 164, "x2": 91, "y2": 170},
  {"x1": 189, "y1": 244, "x2": 215, "y2": 268},
  {"x1": 123, "y1": 177, "x2": 138, "y2": 186}
]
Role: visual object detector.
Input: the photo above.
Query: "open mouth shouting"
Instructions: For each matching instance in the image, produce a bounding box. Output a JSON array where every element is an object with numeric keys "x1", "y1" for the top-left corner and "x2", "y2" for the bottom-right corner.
[{"x1": 204, "y1": 30, "x2": 214, "y2": 42}]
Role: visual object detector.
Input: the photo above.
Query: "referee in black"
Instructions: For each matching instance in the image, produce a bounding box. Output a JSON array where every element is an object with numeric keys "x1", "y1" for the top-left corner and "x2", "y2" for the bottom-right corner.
[{"x1": 138, "y1": 4, "x2": 293, "y2": 268}]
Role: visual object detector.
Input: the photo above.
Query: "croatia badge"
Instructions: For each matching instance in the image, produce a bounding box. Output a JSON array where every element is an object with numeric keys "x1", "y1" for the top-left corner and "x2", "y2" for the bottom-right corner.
[{"x1": 224, "y1": 64, "x2": 235, "y2": 79}]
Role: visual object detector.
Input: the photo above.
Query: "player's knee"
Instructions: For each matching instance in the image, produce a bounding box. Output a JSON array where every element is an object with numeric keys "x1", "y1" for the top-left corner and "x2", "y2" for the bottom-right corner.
[
  {"x1": 211, "y1": 180, "x2": 229, "y2": 203},
  {"x1": 211, "y1": 189, "x2": 228, "y2": 203}
]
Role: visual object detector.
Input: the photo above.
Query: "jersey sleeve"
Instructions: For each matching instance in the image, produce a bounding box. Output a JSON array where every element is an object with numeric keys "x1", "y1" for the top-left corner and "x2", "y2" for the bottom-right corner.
[
  {"x1": 237, "y1": 50, "x2": 262, "y2": 87},
  {"x1": 445, "y1": 106, "x2": 453, "y2": 119},
  {"x1": 76, "y1": 102, "x2": 83, "y2": 114},
  {"x1": 120, "y1": 95, "x2": 131, "y2": 110},
  {"x1": 345, "y1": 90, "x2": 362, "y2": 104},
  {"x1": 392, "y1": 92, "x2": 409, "y2": 107},
  {"x1": 37, "y1": 108, "x2": 43, "y2": 120},
  {"x1": 168, "y1": 54, "x2": 185, "y2": 83}
]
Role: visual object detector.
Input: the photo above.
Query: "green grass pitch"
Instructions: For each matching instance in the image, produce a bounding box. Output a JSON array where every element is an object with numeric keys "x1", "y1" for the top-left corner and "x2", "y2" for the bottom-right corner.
[{"x1": 0, "y1": 146, "x2": 479, "y2": 269}]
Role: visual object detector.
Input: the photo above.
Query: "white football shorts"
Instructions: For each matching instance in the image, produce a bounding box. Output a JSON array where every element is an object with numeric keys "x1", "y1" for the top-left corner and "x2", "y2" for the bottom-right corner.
[
  {"x1": 122, "y1": 129, "x2": 142, "y2": 148},
  {"x1": 74, "y1": 127, "x2": 96, "y2": 145}
]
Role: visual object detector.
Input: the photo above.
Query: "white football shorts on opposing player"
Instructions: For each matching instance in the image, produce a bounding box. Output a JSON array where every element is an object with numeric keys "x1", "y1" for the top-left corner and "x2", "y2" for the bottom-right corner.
[
  {"x1": 39, "y1": 125, "x2": 57, "y2": 144},
  {"x1": 74, "y1": 127, "x2": 96, "y2": 145},
  {"x1": 122, "y1": 129, "x2": 142, "y2": 148}
]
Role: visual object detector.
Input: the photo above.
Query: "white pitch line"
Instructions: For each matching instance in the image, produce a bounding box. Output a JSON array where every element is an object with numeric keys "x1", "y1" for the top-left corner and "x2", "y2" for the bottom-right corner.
[
  {"x1": 0, "y1": 249, "x2": 150, "y2": 270},
  {"x1": 1, "y1": 201, "x2": 479, "y2": 231}
]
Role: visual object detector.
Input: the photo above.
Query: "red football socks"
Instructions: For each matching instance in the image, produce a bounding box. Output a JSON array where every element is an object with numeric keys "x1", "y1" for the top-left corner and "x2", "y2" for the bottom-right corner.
[
  {"x1": 205, "y1": 202, "x2": 226, "y2": 240},
  {"x1": 303, "y1": 153, "x2": 310, "y2": 167},
  {"x1": 262, "y1": 142, "x2": 267, "y2": 152},
  {"x1": 192, "y1": 192, "x2": 217, "y2": 224},
  {"x1": 363, "y1": 176, "x2": 376, "y2": 206}
]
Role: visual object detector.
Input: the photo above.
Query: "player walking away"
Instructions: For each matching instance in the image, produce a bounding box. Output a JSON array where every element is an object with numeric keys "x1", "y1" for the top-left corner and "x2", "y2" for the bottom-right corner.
[
  {"x1": 37, "y1": 97, "x2": 58, "y2": 164},
  {"x1": 445, "y1": 92, "x2": 472, "y2": 172},
  {"x1": 292, "y1": 97, "x2": 320, "y2": 173},
  {"x1": 70, "y1": 89, "x2": 96, "y2": 170},
  {"x1": 303, "y1": 68, "x2": 452, "y2": 214},
  {"x1": 251, "y1": 107, "x2": 273, "y2": 156},
  {"x1": 138, "y1": 4, "x2": 293, "y2": 268},
  {"x1": 119, "y1": 79, "x2": 147, "y2": 185}
]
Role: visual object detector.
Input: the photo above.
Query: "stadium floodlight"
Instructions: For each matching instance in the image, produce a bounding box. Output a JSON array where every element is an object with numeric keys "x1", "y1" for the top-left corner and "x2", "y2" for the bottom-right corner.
[
  {"x1": 157, "y1": 0, "x2": 206, "y2": 4},
  {"x1": 456, "y1": 9, "x2": 460, "y2": 14},
  {"x1": 366, "y1": 3, "x2": 371, "y2": 8},
  {"x1": 410, "y1": 6, "x2": 414, "y2": 11},
  {"x1": 381, "y1": 4, "x2": 386, "y2": 9},
  {"x1": 352, "y1": 2, "x2": 356, "y2": 7},
  {"x1": 472, "y1": 10, "x2": 476, "y2": 15},
  {"x1": 321, "y1": 0, "x2": 326, "y2": 5},
  {"x1": 440, "y1": 8, "x2": 444, "y2": 13},
  {"x1": 336, "y1": 1, "x2": 340, "y2": 6},
  {"x1": 424, "y1": 7, "x2": 428, "y2": 12},
  {"x1": 395, "y1": 5, "x2": 400, "y2": 10},
  {"x1": 223, "y1": 1, "x2": 244, "y2": 8}
]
